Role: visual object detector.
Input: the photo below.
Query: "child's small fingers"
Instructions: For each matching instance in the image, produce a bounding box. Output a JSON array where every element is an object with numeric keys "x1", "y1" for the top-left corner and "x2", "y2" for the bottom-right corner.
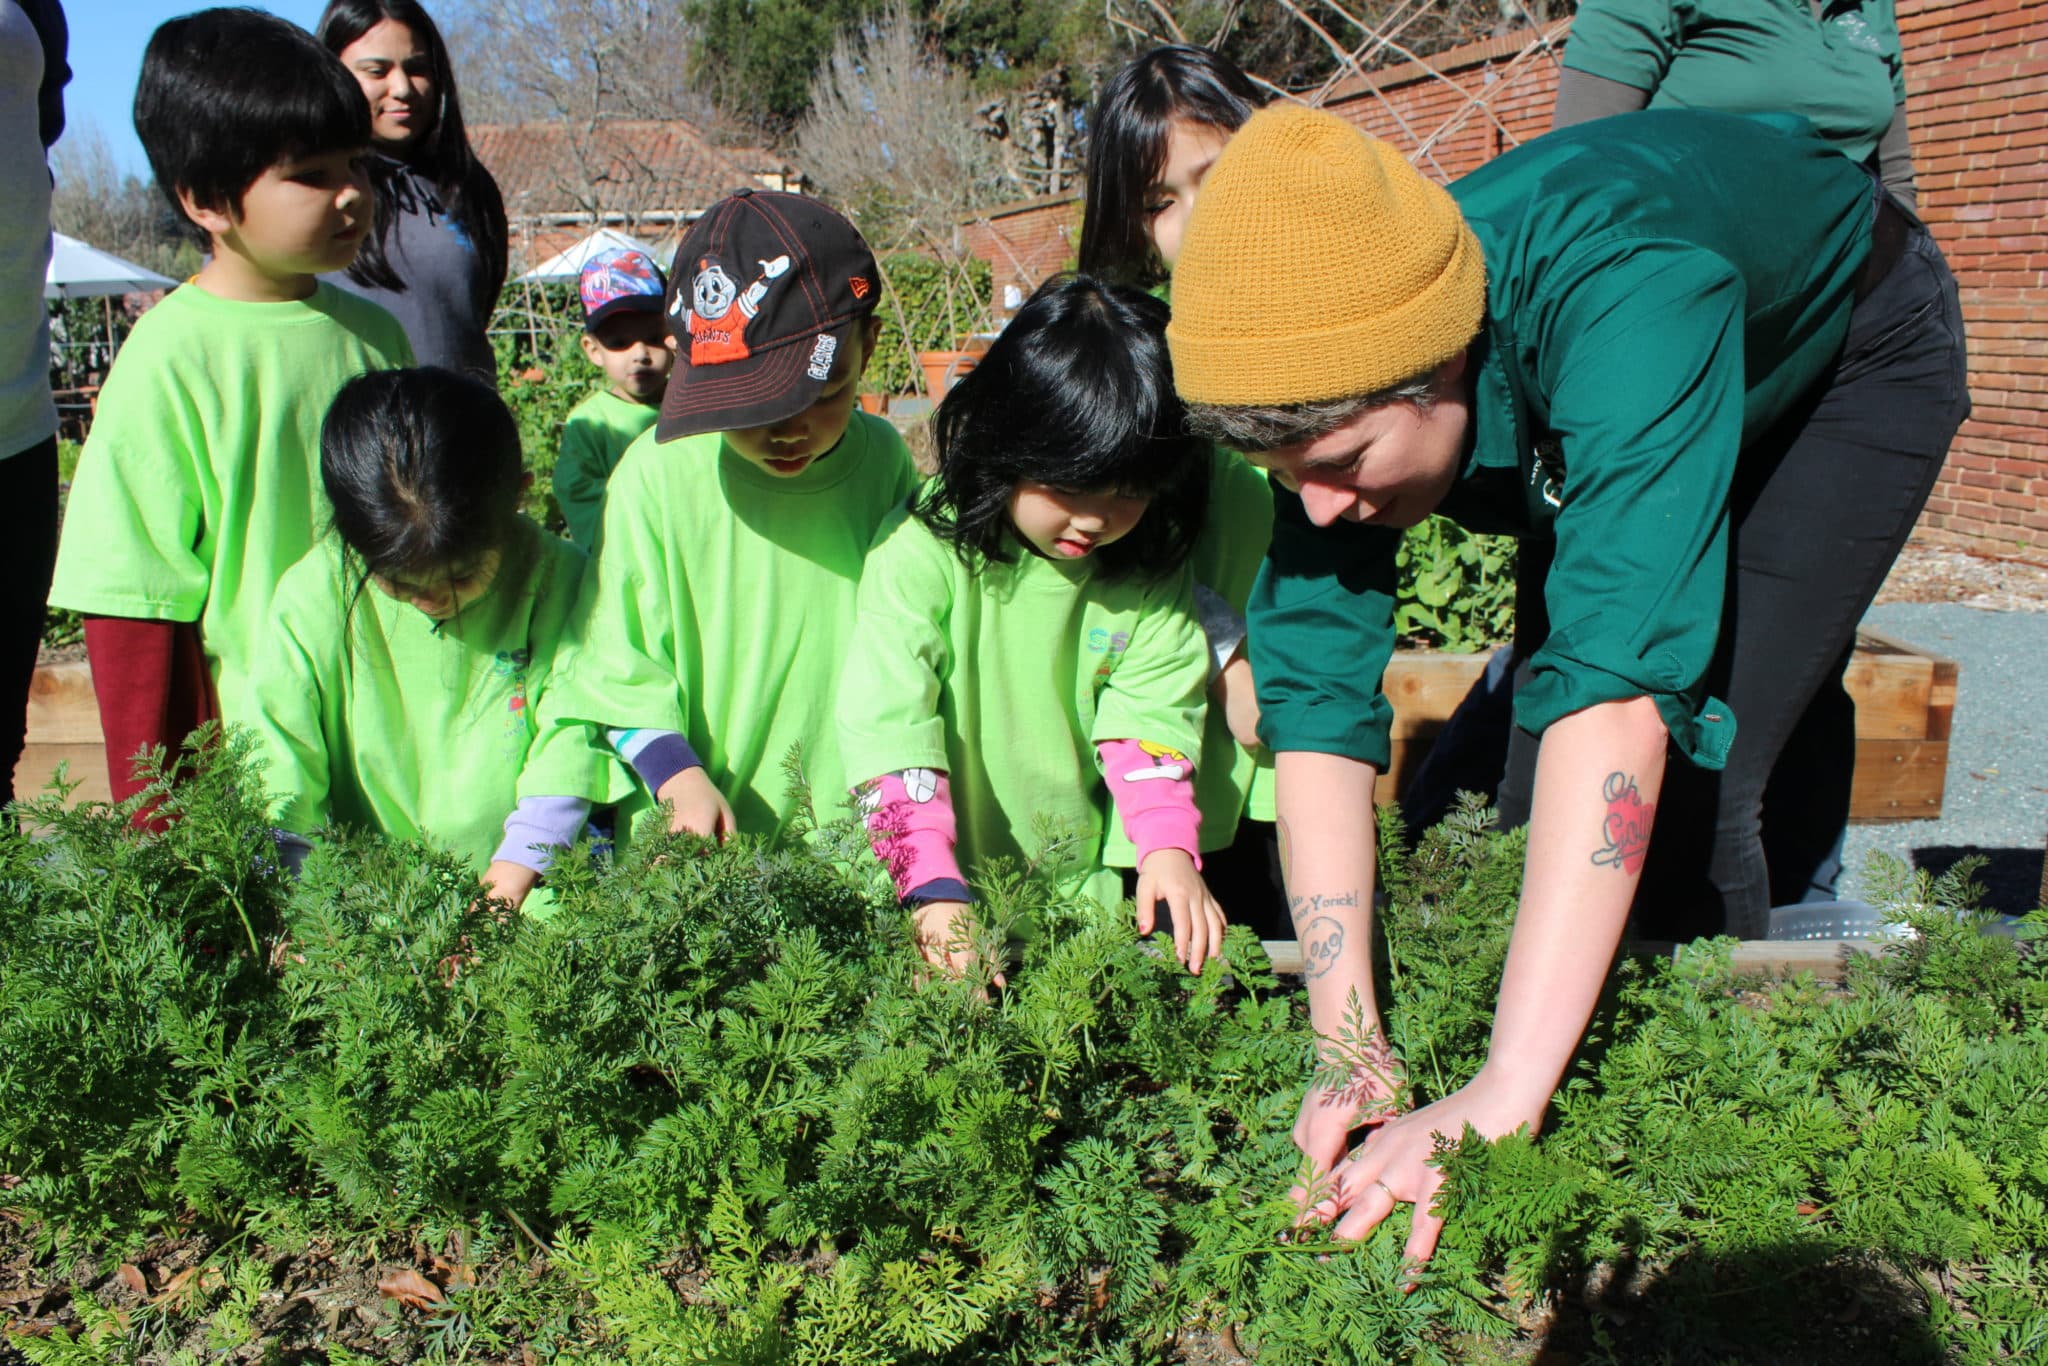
[{"x1": 1134, "y1": 882, "x2": 1157, "y2": 935}]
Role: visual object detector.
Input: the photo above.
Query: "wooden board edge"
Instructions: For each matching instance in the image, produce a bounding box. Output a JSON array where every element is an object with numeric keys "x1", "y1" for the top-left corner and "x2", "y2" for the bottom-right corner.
[{"x1": 1258, "y1": 936, "x2": 1884, "y2": 981}]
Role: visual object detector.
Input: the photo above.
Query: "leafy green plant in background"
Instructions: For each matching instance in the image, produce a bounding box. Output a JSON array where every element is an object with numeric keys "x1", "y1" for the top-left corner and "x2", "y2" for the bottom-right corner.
[
  {"x1": 1395, "y1": 516, "x2": 1518, "y2": 651},
  {"x1": 3, "y1": 748, "x2": 2046, "y2": 1363},
  {"x1": 491, "y1": 280, "x2": 606, "y2": 531},
  {"x1": 869, "y1": 251, "x2": 994, "y2": 398}
]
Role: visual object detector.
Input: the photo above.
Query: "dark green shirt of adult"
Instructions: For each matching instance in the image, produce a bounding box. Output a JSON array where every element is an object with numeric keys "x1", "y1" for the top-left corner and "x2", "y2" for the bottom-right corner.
[
  {"x1": 1560, "y1": 0, "x2": 1915, "y2": 204},
  {"x1": 1250, "y1": 111, "x2": 1871, "y2": 775}
]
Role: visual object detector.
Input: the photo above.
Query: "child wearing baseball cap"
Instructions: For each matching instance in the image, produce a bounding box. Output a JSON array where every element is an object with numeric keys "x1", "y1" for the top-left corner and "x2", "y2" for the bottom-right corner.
[
  {"x1": 553, "y1": 245, "x2": 673, "y2": 551},
  {"x1": 533, "y1": 190, "x2": 918, "y2": 841}
]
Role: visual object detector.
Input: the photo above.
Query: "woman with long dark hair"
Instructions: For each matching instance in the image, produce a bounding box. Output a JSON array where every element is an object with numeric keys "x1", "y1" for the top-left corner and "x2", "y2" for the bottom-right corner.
[{"x1": 317, "y1": 0, "x2": 507, "y2": 384}]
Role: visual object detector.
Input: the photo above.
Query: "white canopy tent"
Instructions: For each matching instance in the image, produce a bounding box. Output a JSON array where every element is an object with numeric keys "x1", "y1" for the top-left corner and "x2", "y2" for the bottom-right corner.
[
  {"x1": 45, "y1": 233, "x2": 176, "y2": 300},
  {"x1": 515, "y1": 227, "x2": 664, "y2": 283}
]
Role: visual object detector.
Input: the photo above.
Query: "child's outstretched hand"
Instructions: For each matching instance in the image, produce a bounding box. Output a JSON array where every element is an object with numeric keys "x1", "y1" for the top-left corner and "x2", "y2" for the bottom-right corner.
[
  {"x1": 911, "y1": 899, "x2": 1007, "y2": 989},
  {"x1": 658, "y1": 766, "x2": 737, "y2": 842},
  {"x1": 478, "y1": 859, "x2": 538, "y2": 913},
  {"x1": 1135, "y1": 849, "x2": 1227, "y2": 975}
]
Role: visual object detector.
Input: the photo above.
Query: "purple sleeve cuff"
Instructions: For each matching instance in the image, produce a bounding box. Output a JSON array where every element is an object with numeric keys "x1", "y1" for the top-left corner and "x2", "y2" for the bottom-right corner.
[
  {"x1": 495, "y1": 794, "x2": 594, "y2": 873},
  {"x1": 607, "y1": 727, "x2": 703, "y2": 795},
  {"x1": 905, "y1": 877, "x2": 973, "y2": 906}
]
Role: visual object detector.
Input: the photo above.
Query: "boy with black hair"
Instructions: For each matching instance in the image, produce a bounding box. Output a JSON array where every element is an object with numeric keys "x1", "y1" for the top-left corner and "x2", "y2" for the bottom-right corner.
[
  {"x1": 553, "y1": 245, "x2": 671, "y2": 551},
  {"x1": 49, "y1": 7, "x2": 411, "y2": 806},
  {"x1": 532, "y1": 190, "x2": 916, "y2": 839}
]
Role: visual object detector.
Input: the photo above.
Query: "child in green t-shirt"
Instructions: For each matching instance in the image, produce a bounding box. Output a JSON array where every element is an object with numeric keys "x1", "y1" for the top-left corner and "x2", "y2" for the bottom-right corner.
[
  {"x1": 838, "y1": 275, "x2": 1228, "y2": 980},
  {"x1": 535, "y1": 191, "x2": 917, "y2": 840},
  {"x1": 47, "y1": 9, "x2": 412, "y2": 807},
  {"x1": 553, "y1": 246, "x2": 672, "y2": 551},
  {"x1": 247, "y1": 368, "x2": 630, "y2": 911}
]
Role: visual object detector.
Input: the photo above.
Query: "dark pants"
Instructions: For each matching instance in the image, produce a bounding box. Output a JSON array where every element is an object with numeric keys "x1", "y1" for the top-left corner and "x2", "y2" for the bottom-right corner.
[
  {"x1": 0, "y1": 435, "x2": 59, "y2": 809},
  {"x1": 1497, "y1": 220, "x2": 1970, "y2": 941}
]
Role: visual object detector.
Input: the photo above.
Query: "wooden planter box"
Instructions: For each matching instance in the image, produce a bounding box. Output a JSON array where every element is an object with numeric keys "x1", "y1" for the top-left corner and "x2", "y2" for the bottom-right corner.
[
  {"x1": 1261, "y1": 935, "x2": 1880, "y2": 982},
  {"x1": 1366, "y1": 626, "x2": 1953, "y2": 820},
  {"x1": 16, "y1": 628, "x2": 1956, "y2": 820}
]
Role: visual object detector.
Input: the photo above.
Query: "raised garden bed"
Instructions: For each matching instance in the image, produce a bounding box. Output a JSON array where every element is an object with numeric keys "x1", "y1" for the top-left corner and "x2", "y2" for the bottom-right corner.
[{"x1": 1375, "y1": 626, "x2": 1957, "y2": 820}]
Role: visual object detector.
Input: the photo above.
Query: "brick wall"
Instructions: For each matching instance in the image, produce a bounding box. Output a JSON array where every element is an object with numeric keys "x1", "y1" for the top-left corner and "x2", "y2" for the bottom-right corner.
[
  {"x1": 1897, "y1": 0, "x2": 2048, "y2": 548},
  {"x1": 957, "y1": 193, "x2": 1082, "y2": 313},
  {"x1": 960, "y1": 4, "x2": 2048, "y2": 553}
]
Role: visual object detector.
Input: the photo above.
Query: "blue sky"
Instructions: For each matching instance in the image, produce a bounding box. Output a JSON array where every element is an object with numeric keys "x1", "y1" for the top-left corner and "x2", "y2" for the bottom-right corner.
[{"x1": 61, "y1": 1, "x2": 331, "y2": 177}]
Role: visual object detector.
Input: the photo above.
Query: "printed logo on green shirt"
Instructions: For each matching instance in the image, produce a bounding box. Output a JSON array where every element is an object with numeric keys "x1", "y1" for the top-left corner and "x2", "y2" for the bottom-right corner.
[
  {"x1": 495, "y1": 648, "x2": 533, "y2": 749},
  {"x1": 1087, "y1": 628, "x2": 1131, "y2": 694}
]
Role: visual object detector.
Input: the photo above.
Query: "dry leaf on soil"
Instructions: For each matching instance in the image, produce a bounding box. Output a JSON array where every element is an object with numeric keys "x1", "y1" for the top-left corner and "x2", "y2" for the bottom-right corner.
[{"x1": 377, "y1": 1268, "x2": 445, "y2": 1310}]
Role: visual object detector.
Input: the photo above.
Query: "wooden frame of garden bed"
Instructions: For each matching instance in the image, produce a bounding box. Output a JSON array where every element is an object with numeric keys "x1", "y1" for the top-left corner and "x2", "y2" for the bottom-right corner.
[
  {"x1": 1258, "y1": 936, "x2": 1882, "y2": 981},
  {"x1": 1375, "y1": 626, "x2": 1956, "y2": 820}
]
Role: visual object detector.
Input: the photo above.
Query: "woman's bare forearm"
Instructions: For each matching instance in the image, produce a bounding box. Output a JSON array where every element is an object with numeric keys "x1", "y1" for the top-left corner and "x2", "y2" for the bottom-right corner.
[
  {"x1": 1273, "y1": 749, "x2": 1384, "y2": 1043},
  {"x1": 1479, "y1": 696, "x2": 1668, "y2": 1114}
]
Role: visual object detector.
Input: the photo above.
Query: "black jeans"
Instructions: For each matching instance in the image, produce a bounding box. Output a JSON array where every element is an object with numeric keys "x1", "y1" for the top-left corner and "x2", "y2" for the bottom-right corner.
[
  {"x1": 1498, "y1": 220, "x2": 1971, "y2": 941},
  {"x1": 0, "y1": 435, "x2": 59, "y2": 810}
]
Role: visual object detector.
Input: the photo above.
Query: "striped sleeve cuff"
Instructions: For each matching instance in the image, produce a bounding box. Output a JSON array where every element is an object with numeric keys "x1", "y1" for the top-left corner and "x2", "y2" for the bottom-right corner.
[{"x1": 607, "y1": 726, "x2": 703, "y2": 794}]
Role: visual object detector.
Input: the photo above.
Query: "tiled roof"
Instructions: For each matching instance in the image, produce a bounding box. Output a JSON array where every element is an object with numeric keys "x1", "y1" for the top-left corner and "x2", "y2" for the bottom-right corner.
[{"x1": 469, "y1": 119, "x2": 767, "y2": 219}]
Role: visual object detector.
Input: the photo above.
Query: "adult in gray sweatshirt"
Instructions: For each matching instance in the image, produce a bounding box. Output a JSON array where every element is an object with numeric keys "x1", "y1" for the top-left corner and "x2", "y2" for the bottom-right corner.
[{"x1": 318, "y1": 0, "x2": 506, "y2": 385}]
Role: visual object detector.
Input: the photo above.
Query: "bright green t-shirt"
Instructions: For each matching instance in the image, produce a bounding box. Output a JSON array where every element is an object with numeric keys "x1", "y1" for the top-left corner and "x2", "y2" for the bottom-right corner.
[
  {"x1": 839, "y1": 504, "x2": 1209, "y2": 902},
  {"x1": 48, "y1": 282, "x2": 413, "y2": 726},
  {"x1": 554, "y1": 388, "x2": 659, "y2": 552},
  {"x1": 539, "y1": 412, "x2": 920, "y2": 834},
  {"x1": 1563, "y1": 0, "x2": 1905, "y2": 164},
  {"x1": 244, "y1": 521, "x2": 628, "y2": 871},
  {"x1": 1102, "y1": 445, "x2": 1276, "y2": 861}
]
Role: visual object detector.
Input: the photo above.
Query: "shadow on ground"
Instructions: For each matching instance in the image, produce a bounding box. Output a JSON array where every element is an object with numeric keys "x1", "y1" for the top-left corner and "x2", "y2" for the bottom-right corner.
[
  {"x1": 1525, "y1": 1242, "x2": 1947, "y2": 1365},
  {"x1": 1911, "y1": 843, "x2": 2045, "y2": 914}
]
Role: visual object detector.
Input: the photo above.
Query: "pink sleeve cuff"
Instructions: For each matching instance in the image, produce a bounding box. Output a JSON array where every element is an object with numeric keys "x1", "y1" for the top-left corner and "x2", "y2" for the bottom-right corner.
[
  {"x1": 1097, "y1": 737, "x2": 1202, "y2": 869},
  {"x1": 857, "y1": 768, "x2": 969, "y2": 903}
]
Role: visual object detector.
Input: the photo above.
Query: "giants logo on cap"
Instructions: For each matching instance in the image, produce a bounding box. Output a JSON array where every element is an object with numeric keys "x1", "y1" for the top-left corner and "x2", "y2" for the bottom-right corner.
[{"x1": 678, "y1": 254, "x2": 791, "y2": 365}]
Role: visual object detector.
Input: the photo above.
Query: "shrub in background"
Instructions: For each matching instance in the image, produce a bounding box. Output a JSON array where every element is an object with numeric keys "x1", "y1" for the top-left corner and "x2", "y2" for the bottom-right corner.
[{"x1": 868, "y1": 252, "x2": 994, "y2": 398}]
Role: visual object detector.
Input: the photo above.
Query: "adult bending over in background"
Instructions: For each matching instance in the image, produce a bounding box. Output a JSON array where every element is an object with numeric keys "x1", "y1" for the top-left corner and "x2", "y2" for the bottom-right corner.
[
  {"x1": 1166, "y1": 105, "x2": 1966, "y2": 1264},
  {"x1": 318, "y1": 0, "x2": 506, "y2": 384}
]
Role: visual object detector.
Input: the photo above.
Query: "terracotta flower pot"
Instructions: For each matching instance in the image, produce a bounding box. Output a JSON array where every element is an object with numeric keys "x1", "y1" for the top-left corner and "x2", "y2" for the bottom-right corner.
[
  {"x1": 858, "y1": 392, "x2": 886, "y2": 415},
  {"x1": 917, "y1": 349, "x2": 978, "y2": 399}
]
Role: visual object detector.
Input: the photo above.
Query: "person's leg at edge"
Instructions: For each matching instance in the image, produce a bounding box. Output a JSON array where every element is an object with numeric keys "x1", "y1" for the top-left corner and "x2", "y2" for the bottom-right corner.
[{"x1": 0, "y1": 435, "x2": 59, "y2": 811}]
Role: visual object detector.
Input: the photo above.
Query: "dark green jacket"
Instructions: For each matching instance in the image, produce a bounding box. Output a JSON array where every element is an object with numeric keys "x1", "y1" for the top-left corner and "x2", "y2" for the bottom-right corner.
[
  {"x1": 1564, "y1": 0, "x2": 1906, "y2": 166},
  {"x1": 1249, "y1": 111, "x2": 1873, "y2": 771}
]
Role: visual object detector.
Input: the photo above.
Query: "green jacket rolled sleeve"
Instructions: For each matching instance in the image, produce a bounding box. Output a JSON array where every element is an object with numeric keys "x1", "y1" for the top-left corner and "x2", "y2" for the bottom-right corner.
[{"x1": 1247, "y1": 487, "x2": 1403, "y2": 771}]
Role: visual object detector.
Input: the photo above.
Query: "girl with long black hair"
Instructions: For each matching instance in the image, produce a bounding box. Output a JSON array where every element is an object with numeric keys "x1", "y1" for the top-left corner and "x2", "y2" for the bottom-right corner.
[{"x1": 317, "y1": 0, "x2": 507, "y2": 383}]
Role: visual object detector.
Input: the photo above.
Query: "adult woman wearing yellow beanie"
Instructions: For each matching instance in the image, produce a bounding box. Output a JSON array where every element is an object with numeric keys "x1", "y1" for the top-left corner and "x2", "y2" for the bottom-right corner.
[{"x1": 1167, "y1": 104, "x2": 1965, "y2": 1267}]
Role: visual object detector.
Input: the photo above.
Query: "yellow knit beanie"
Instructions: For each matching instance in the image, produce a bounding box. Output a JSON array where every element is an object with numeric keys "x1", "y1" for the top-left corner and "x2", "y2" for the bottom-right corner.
[{"x1": 1167, "y1": 104, "x2": 1486, "y2": 407}]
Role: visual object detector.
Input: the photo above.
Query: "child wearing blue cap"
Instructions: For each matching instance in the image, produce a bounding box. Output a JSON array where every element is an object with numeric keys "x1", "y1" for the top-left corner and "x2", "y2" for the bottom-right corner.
[{"x1": 553, "y1": 245, "x2": 671, "y2": 550}]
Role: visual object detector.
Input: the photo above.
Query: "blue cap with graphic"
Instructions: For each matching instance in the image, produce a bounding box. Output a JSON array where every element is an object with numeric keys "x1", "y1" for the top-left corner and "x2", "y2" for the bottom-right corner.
[{"x1": 580, "y1": 246, "x2": 667, "y2": 330}]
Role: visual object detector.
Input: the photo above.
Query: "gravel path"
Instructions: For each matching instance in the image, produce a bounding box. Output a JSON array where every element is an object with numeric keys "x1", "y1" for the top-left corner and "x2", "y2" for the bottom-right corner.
[{"x1": 1842, "y1": 600, "x2": 2048, "y2": 914}]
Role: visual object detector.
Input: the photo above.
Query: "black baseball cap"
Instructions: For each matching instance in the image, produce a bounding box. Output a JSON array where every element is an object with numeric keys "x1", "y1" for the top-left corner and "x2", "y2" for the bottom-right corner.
[{"x1": 657, "y1": 188, "x2": 882, "y2": 442}]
